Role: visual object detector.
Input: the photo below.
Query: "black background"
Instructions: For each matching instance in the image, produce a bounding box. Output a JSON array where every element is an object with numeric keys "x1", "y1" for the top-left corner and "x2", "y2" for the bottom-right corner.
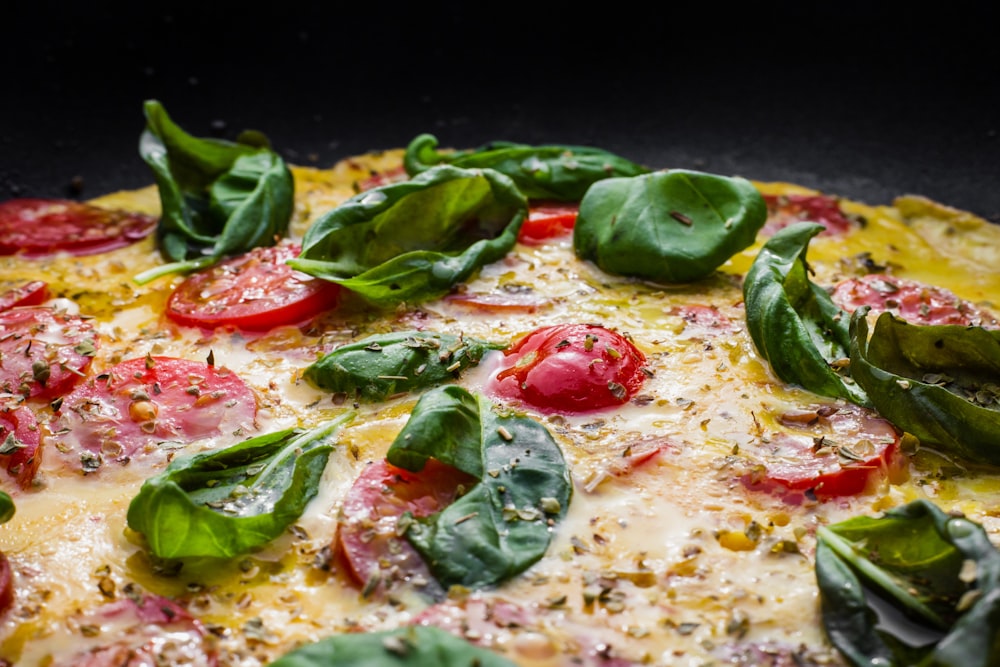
[{"x1": 3, "y1": 4, "x2": 999, "y2": 221}]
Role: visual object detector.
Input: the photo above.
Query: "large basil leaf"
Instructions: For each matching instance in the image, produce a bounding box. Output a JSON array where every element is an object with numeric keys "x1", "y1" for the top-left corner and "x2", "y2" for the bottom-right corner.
[
  {"x1": 385, "y1": 385, "x2": 571, "y2": 589},
  {"x1": 304, "y1": 331, "x2": 503, "y2": 402},
  {"x1": 288, "y1": 165, "x2": 526, "y2": 307},
  {"x1": 849, "y1": 309, "x2": 1000, "y2": 465},
  {"x1": 403, "y1": 133, "x2": 650, "y2": 201},
  {"x1": 0, "y1": 491, "x2": 13, "y2": 524},
  {"x1": 573, "y1": 169, "x2": 767, "y2": 283},
  {"x1": 743, "y1": 221, "x2": 870, "y2": 405},
  {"x1": 134, "y1": 99, "x2": 294, "y2": 284},
  {"x1": 267, "y1": 625, "x2": 517, "y2": 666},
  {"x1": 126, "y1": 414, "x2": 354, "y2": 559},
  {"x1": 815, "y1": 499, "x2": 1000, "y2": 667}
]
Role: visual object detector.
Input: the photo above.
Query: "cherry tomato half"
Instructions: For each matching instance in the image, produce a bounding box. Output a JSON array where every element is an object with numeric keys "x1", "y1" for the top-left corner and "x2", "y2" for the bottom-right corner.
[
  {"x1": 484, "y1": 323, "x2": 648, "y2": 414},
  {"x1": 517, "y1": 201, "x2": 579, "y2": 245},
  {"x1": 830, "y1": 273, "x2": 999, "y2": 327},
  {"x1": 166, "y1": 242, "x2": 342, "y2": 332},
  {"x1": 0, "y1": 198, "x2": 155, "y2": 257}
]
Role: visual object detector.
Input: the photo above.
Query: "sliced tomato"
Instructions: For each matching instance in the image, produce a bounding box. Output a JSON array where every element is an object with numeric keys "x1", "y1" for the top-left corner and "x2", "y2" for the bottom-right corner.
[
  {"x1": 0, "y1": 198, "x2": 156, "y2": 257},
  {"x1": 830, "y1": 273, "x2": 999, "y2": 327},
  {"x1": 668, "y1": 303, "x2": 737, "y2": 336},
  {"x1": 166, "y1": 242, "x2": 342, "y2": 332},
  {"x1": 518, "y1": 201, "x2": 579, "y2": 245},
  {"x1": 0, "y1": 307, "x2": 96, "y2": 399},
  {"x1": 50, "y1": 592, "x2": 217, "y2": 667},
  {"x1": 0, "y1": 551, "x2": 12, "y2": 618},
  {"x1": 484, "y1": 323, "x2": 648, "y2": 414},
  {"x1": 0, "y1": 281, "x2": 48, "y2": 312},
  {"x1": 443, "y1": 289, "x2": 549, "y2": 314},
  {"x1": 335, "y1": 458, "x2": 475, "y2": 599},
  {"x1": 761, "y1": 193, "x2": 855, "y2": 237},
  {"x1": 52, "y1": 356, "x2": 257, "y2": 469},
  {"x1": 0, "y1": 404, "x2": 41, "y2": 489},
  {"x1": 357, "y1": 165, "x2": 408, "y2": 191},
  {"x1": 740, "y1": 402, "x2": 908, "y2": 503}
]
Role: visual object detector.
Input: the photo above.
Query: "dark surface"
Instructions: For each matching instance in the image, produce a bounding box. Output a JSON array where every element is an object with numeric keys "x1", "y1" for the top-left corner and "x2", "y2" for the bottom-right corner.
[{"x1": 4, "y1": 4, "x2": 999, "y2": 220}]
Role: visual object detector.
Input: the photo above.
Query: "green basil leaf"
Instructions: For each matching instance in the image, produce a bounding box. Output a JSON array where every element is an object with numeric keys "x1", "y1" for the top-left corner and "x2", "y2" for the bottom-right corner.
[
  {"x1": 743, "y1": 221, "x2": 870, "y2": 405},
  {"x1": 403, "y1": 133, "x2": 650, "y2": 201},
  {"x1": 288, "y1": 165, "x2": 526, "y2": 307},
  {"x1": 572, "y1": 169, "x2": 766, "y2": 283},
  {"x1": 267, "y1": 625, "x2": 517, "y2": 666},
  {"x1": 126, "y1": 413, "x2": 354, "y2": 559},
  {"x1": 0, "y1": 491, "x2": 13, "y2": 524},
  {"x1": 304, "y1": 331, "x2": 503, "y2": 402},
  {"x1": 815, "y1": 499, "x2": 1000, "y2": 667},
  {"x1": 849, "y1": 309, "x2": 1000, "y2": 465},
  {"x1": 134, "y1": 99, "x2": 294, "y2": 284},
  {"x1": 385, "y1": 385, "x2": 571, "y2": 589}
]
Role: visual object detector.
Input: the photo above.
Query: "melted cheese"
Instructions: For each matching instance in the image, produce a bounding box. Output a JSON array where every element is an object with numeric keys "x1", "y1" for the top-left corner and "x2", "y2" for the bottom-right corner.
[{"x1": 1, "y1": 154, "x2": 1000, "y2": 666}]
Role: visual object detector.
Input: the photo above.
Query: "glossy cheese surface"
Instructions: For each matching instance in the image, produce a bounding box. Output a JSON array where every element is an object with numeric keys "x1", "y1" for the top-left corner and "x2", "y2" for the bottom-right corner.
[{"x1": 1, "y1": 151, "x2": 999, "y2": 666}]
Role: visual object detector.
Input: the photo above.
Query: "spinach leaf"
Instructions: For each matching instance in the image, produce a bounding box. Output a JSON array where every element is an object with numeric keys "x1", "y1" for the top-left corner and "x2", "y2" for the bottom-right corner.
[
  {"x1": 134, "y1": 99, "x2": 294, "y2": 284},
  {"x1": 849, "y1": 309, "x2": 1000, "y2": 465},
  {"x1": 304, "y1": 331, "x2": 503, "y2": 402},
  {"x1": 385, "y1": 385, "x2": 571, "y2": 589},
  {"x1": 815, "y1": 499, "x2": 1000, "y2": 667},
  {"x1": 267, "y1": 625, "x2": 517, "y2": 666},
  {"x1": 743, "y1": 221, "x2": 870, "y2": 405},
  {"x1": 573, "y1": 168, "x2": 766, "y2": 284},
  {"x1": 0, "y1": 491, "x2": 13, "y2": 524},
  {"x1": 403, "y1": 133, "x2": 650, "y2": 200},
  {"x1": 288, "y1": 165, "x2": 526, "y2": 307},
  {"x1": 126, "y1": 413, "x2": 354, "y2": 559}
]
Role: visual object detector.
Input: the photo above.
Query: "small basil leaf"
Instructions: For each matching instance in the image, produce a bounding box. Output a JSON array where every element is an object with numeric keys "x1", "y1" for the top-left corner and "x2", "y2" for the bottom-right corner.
[
  {"x1": 267, "y1": 625, "x2": 517, "y2": 666},
  {"x1": 573, "y1": 169, "x2": 766, "y2": 283},
  {"x1": 126, "y1": 414, "x2": 354, "y2": 559},
  {"x1": 403, "y1": 133, "x2": 650, "y2": 201},
  {"x1": 134, "y1": 99, "x2": 294, "y2": 284},
  {"x1": 0, "y1": 491, "x2": 13, "y2": 524},
  {"x1": 304, "y1": 331, "x2": 503, "y2": 402},
  {"x1": 385, "y1": 385, "x2": 572, "y2": 590},
  {"x1": 849, "y1": 310, "x2": 1000, "y2": 465},
  {"x1": 816, "y1": 500, "x2": 1000, "y2": 667},
  {"x1": 743, "y1": 221, "x2": 870, "y2": 405},
  {"x1": 288, "y1": 165, "x2": 526, "y2": 307}
]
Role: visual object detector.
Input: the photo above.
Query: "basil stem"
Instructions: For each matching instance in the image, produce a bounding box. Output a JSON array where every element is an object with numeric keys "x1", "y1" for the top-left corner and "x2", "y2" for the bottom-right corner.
[
  {"x1": 815, "y1": 499, "x2": 1000, "y2": 667},
  {"x1": 304, "y1": 331, "x2": 503, "y2": 402},
  {"x1": 126, "y1": 413, "x2": 354, "y2": 559},
  {"x1": 134, "y1": 99, "x2": 294, "y2": 285},
  {"x1": 403, "y1": 133, "x2": 650, "y2": 201},
  {"x1": 573, "y1": 168, "x2": 767, "y2": 283},
  {"x1": 849, "y1": 309, "x2": 1000, "y2": 465},
  {"x1": 743, "y1": 221, "x2": 870, "y2": 405},
  {"x1": 267, "y1": 625, "x2": 518, "y2": 666},
  {"x1": 386, "y1": 385, "x2": 572, "y2": 589},
  {"x1": 288, "y1": 165, "x2": 526, "y2": 307}
]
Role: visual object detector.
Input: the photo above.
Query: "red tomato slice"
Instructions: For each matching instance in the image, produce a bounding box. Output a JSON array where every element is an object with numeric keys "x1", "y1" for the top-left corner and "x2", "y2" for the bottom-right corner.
[
  {"x1": 830, "y1": 273, "x2": 999, "y2": 327},
  {"x1": 52, "y1": 356, "x2": 258, "y2": 469},
  {"x1": 484, "y1": 323, "x2": 648, "y2": 414},
  {"x1": 357, "y1": 165, "x2": 408, "y2": 191},
  {"x1": 50, "y1": 592, "x2": 217, "y2": 667},
  {"x1": 442, "y1": 289, "x2": 549, "y2": 314},
  {"x1": 0, "y1": 307, "x2": 96, "y2": 399},
  {"x1": 761, "y1": 193, "x2": 855, "y2": 237},
  {"x1": 518, "y1": 201, "x2": 579, "y2": 245},
  {"x1": 0, "y1": 404, "x2": 41, "y2": 489},
  {"x1": 740, "y1": 402, "x2": 908, "y2": 503},
  {"x1": 166, "y1": 242, "x2": 342, "y2": 332},
  {"x1": 669, "y1": 304, "x2": 738, "y2": 336},
  {"x1": 335, "y1": 458, "x2": 475, "y2": 599},
  {"x1": 0, "y1": 281, "x2": 48, "y2": 312},
  {"x1": 0, "y1": 551, "x2": 13, "y2": 618},
  {"x1": 0, "y1": 199, "x2": 156, "y2": 257}
]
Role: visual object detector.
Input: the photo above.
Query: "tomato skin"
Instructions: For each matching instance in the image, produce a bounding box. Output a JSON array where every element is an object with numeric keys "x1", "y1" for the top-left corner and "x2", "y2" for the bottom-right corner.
[
  {"x1": 0, "y1": 198, "x2": 155, "y2": 257},
  {"x1": 761, "y1": 193, "x2": 854, "y2": 236},
  {"x1": 336, "y1": 458, "x2": 475, "y2": 598},
  {"x1": 485, "y1": 323, "x2": 647, "y2": 414},
  {"x1": 0, "y1": 551, "x2": 12, "y2": 618},
  {"x1": 518, "y1": 201, "x2": 579, "y2": 245},
  {"x1": 0, "y1": 307, "x2": 96, "y2": 399},
  {"x1": 0, "y1": 405, "x2": 41, "y2": 489},
  {"x1": 830, "y1": 273, "x2": 999, "y2": 327},
  {"x1": 166, "y1": 242, "x2": 342, "y2": 332},
  {"x1": 52, "y1": 356, "x2": 257, "y2": 468},
  {"x1": 0, "y1": 281, "x2": 48, "y2": 312}
]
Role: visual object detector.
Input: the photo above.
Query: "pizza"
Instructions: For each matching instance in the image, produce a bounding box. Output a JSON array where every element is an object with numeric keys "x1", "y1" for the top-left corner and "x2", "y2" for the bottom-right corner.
[{"x1": 0, "y1": 99, "x2": 999, "y2": 667}]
